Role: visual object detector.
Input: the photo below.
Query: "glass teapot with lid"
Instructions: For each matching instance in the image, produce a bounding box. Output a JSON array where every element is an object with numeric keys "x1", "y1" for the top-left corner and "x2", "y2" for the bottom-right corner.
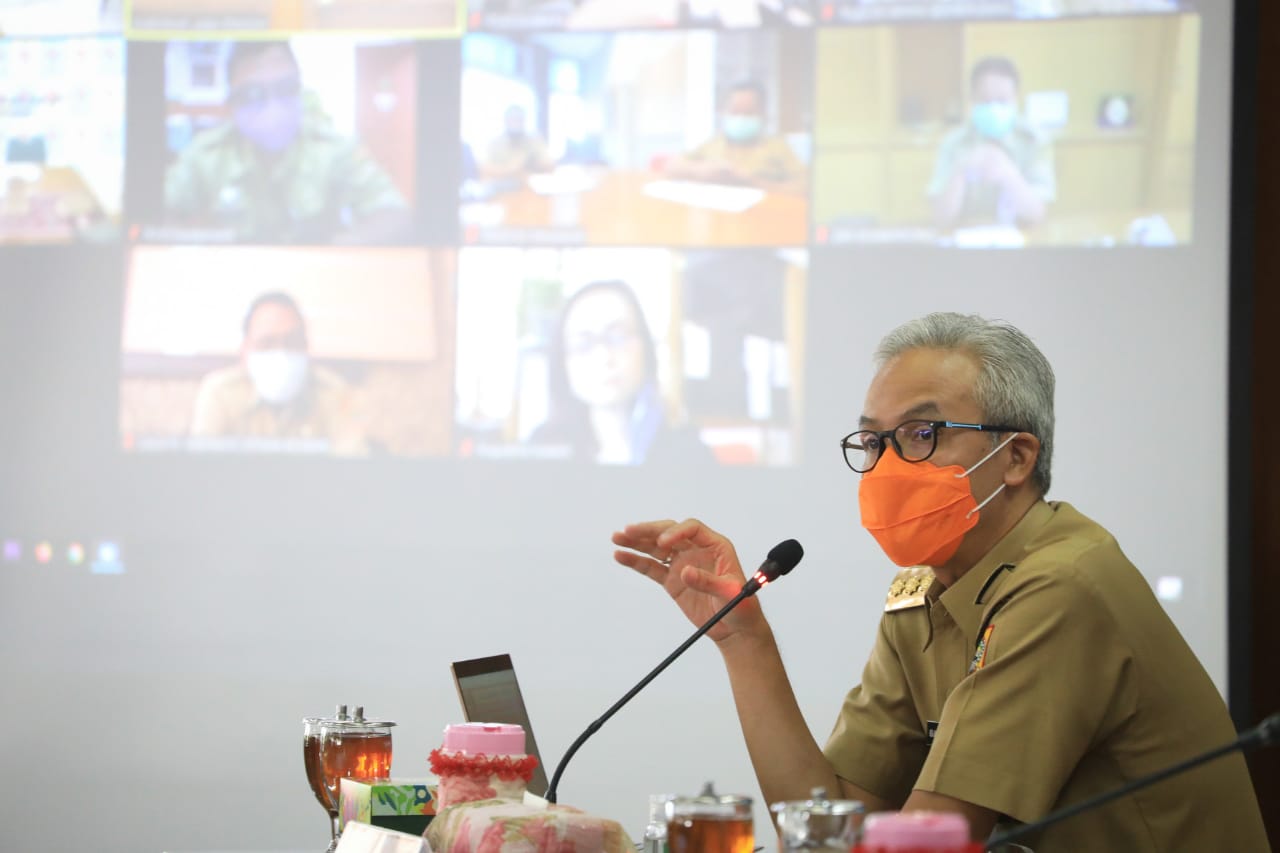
[
  {"x1": 666, "y1": 782, "x2": 754, "y2": 853},
  {"x1": 770, "y1": 786, "x2": 864, "y2": 851}
]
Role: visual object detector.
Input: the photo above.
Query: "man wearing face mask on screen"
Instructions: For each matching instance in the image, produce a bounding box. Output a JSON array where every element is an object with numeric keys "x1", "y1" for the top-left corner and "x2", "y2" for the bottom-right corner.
[
  {"x1": 928, "y1": 56, "x2": 1055, "y2": 229},
  {"x1": 165, "y1": 41, "x2": 410, "y2": 245},
  {"x1": 612, "y1": 313, "x2": 1267, "y2": 850},
  {"x1": 662, "y1": 80, "x2": 806, "y2": 195},
  {"x1": 190, "y1": 291, "x2": 368, "y2": 456}
]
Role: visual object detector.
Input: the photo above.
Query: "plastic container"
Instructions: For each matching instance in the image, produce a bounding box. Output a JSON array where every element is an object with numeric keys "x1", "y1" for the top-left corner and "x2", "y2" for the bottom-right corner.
[
  {"x1": 428, "y1": 723, "x2": 539, "y2": 809},
  {"x1": 856, "y1": 811, "x2": 984, "y2": 853}
]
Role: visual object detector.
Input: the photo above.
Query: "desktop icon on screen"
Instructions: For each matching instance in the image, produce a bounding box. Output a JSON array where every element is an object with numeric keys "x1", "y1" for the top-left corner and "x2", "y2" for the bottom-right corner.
[
  {"x1": 2, "y1": 540, "x2": 20, "y2": 562},
  {"x1": 34, "y1": 541, "x2": 53, "y2": 564},
  {"x1": 67, "y1": 542, "x2": 86, "y2": 565},
  {"x1": 92, "y1": 541, "x2": 125, "y2": 575}
]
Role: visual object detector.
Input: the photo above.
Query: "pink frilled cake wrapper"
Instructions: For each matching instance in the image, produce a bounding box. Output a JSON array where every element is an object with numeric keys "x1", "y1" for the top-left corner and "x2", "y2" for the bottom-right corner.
[
  {"x1": 424, "y1": 798, "x2": 636, "y2": 853},
  {"x1": 430, "y1": 723, "x2": 543, "y2": 811},
  {"x1": 430, "y1": 723, "x2": 539, "y2": 811},
  {"x1": 428, "y1": 748, "x2": 539, "y2": 810}
]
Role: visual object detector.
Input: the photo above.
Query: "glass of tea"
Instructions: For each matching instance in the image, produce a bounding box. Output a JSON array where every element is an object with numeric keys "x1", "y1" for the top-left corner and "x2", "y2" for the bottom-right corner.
[
  {"x1": 305, "y1": 706, "x2": 356, "y2": 851},
  {"x1": 303, "y1": 715, "x2": 337, "y2": 848},
  {"x1": 317, "y1": 707, "x2": 395, "y2": 852},
  {"x1": 666, "y1": 785, "x2": 754, "y2": 853}
]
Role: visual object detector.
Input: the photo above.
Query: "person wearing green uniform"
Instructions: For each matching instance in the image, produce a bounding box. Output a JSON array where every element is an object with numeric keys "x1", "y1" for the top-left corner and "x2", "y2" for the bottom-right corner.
[
  {"x1": 928, "y1": 57, "x2": 1055, "y2": 229},
  {"x1": 165, "y1": 41, "x2": 410, "y2": 244}
]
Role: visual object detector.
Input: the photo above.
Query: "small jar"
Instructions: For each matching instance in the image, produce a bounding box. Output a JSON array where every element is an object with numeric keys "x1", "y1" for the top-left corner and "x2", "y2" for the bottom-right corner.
[
  {"x1": 858, "y1": 811, "x2": 978, "y2": 853},
  {"x1": 428, "y1": 723, "x2": 539, "y2": 809}
]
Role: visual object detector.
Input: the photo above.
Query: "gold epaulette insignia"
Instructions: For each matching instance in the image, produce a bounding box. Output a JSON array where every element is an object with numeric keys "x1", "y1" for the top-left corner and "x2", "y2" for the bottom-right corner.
[{"x1": 885, "y1": 566, "x2": 933, "y2": 613}]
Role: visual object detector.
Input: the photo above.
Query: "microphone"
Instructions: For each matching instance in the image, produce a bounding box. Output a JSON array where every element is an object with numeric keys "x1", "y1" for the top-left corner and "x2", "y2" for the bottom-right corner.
[
  {"x1": 985, "y1": 710, "x2": 1280, "y2": 849},
  {"x1": 543, "y1": 538, "x2": 804, "y2": 804}
]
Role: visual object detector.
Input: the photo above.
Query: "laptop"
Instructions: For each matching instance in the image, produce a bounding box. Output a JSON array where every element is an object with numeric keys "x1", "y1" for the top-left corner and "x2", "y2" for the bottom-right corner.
[{"x1": 450, "y1": 653, "x2": 550, "y2": 796}]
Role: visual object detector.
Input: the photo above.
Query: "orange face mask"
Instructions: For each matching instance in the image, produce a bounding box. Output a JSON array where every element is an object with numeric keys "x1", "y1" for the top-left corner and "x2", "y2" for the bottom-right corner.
[{"x1": 858, "y1": 434, "x2": 1015, "y2": 568}]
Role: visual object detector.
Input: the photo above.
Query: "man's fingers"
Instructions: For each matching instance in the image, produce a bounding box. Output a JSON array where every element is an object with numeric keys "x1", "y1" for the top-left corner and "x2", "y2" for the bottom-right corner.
[
  {"x1": 613, "y1": 520, "x2": 676, "y2": 553},
  {"x1": 655, "y1": 518, "x2": 721, "y2": 552},
  {"x1": 680, "y1": 564, "x2": 742, "y2": 600},
  {"x1": 614, "y1": 548, "x2": 670, "y2": 584}
]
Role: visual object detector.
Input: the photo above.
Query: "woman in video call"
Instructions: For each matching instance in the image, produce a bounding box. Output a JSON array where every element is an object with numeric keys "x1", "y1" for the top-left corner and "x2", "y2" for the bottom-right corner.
[{"x1": 531, "y1": 280, "x2": 712, "y2": 467}]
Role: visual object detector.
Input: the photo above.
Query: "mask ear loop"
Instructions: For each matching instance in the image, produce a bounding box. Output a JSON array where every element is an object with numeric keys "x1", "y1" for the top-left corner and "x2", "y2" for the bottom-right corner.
[
  {"x1": 955, "y1": 431, "x2": 1019, "y2": 478},
  {"x1": 967, "y1": 483, "x2": 1007, "y2": 519},
  {"x1": 957, "y1": 432, "x2": 1020, "y2": 519}
]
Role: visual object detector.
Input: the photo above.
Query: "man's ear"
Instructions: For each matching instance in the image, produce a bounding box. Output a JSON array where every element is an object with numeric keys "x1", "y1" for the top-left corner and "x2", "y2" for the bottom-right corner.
[{"x1": 1003, "y1": 432, "x2": 1041, "y2": 488}]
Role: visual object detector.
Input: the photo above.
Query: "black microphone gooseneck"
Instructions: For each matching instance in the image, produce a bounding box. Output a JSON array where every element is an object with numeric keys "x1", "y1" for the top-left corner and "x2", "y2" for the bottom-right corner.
[
  {"x1": 543, "y1": 538, "x2": 804, "y2": 804},
  {"x1": 985, "y1": 711, "x2": 1280, "y2": 849}
]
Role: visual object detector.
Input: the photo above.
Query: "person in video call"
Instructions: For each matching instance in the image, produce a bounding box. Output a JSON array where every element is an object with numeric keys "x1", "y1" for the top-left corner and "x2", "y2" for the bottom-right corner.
[
  {"x1": 164, "y1": 41, "x2": 410, "y2": 244},
  {"x1": 928, "y1": 56, "x2": 1055, "y2": 229},
  {"x1": 662, "y1": 80, "x2": 806, "y2": 194},
  {"x1": 480, "y1": 104, "x2": 556, "y2": 182},
  {"x1": 190, "y1": 291, "x2": 368, "y2": 456},
  {"x1": 611, "y1": 313, "x2": 1268, "y2": 850},
  {"x1": 529, "y1": 280, "x2": 711, "y2": 466}
]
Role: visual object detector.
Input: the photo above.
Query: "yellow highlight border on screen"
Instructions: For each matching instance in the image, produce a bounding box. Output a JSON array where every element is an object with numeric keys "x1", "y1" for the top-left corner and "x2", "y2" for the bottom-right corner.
[{"x1": 122, "y1": 0, "x2": 465, "y2": 40}]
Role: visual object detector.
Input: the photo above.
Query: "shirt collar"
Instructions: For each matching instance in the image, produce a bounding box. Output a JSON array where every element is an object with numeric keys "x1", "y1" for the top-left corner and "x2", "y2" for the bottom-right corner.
[{"x1": 930, "y1": 500, "x2": 1056, "y2": 642}]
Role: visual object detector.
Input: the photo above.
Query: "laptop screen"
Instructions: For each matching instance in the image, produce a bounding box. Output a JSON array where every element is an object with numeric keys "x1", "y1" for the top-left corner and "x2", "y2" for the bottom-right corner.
[{"x1": 450, "y1": 653, "x2": 550, "y2": 796}]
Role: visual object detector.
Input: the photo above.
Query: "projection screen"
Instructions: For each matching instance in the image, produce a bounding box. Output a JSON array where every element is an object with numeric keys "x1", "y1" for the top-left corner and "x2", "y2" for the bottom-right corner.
[{"x1": 0, "y1": 0, "x2": 1239, "y2": 849}]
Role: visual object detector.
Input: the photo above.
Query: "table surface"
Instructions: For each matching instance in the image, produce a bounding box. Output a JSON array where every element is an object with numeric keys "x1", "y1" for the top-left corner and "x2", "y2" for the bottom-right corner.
[{"x1": 479, "y1": 170, "x2": 808, "y2": 246}]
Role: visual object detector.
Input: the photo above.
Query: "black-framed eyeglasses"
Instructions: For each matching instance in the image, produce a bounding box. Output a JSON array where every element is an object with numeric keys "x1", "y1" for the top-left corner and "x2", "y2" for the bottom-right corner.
[{"x1": 841, "y1": 419, "x2": 1024, "y2": 473}]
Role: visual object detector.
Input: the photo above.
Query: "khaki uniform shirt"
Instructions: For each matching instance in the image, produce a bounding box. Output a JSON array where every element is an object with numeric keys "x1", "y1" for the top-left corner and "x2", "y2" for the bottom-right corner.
[
  {"x1": 927, "y1": 121, "x2": 1055, "y2": 225},
  {"x1": 686, "y1": 134, "x2": 805, "y2": 186},
  {"x1": 165, "y1": 119, "x2": 407, "y2": 242},
  {"x1": 189, "y1": 364, "x2": 367, "y2": 456},
  {"x1": 824, "y1": 501, "x2": 1268, "y2": 851}
]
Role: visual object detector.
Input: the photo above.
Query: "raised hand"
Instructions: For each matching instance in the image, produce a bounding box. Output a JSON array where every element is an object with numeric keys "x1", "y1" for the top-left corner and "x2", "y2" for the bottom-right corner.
[
  {"x1": 964, "y1": 142, "x2": 1019, "y2": 186},
  {"x1": 612, "y1": 518, "x2": 766, "y2": 643}
]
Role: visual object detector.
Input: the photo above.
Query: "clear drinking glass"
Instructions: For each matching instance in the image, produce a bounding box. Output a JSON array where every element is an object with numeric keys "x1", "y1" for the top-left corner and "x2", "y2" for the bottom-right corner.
[
  {"x1": 643, "y1": 793, "x2": 677, "y2": 853},
  {"x1": 304, "y1": 712, "x2": 343, "y2": 851},
  {"x1": 304, "y1": 701, "x2": 355, "y2": 850}
]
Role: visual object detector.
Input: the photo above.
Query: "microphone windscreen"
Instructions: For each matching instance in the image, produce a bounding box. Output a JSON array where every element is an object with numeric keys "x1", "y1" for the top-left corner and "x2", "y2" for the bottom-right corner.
[{"x1": 766, "y1": 539, "x2": 804, "y2": 577}]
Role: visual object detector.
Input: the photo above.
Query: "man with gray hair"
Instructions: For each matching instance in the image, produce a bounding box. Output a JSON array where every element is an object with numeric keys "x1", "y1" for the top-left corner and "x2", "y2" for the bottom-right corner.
[{"x1": 613, "y1": 312, "x2": 1266, "y2": 849}]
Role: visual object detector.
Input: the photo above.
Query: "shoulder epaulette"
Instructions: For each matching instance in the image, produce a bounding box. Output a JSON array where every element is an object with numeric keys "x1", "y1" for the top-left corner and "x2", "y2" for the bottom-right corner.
[{"x1": 885, "y1": 566, "x2": 933, "y2": 613}]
